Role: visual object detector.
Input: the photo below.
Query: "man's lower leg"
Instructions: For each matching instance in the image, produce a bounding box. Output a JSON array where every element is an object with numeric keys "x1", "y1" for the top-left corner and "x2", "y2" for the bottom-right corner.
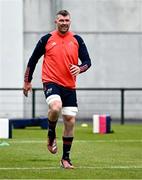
[
  {"x1": 47, "y1": 101, "x2": 61, "y2": 154},
  {"x1": 47, "y1": 119, "x2": 58, "y2": 154},
  {"x1": 48, "y1": 119, "x2": 57, "y2": 144},
  {"x1": 62, "y1": 136, "x2": 73, "y2": 160},
  {"x1": 60, "y1": 115, "x2": 75, "y2": 168},
  {"x1": 60, "y1": 136, "x2": 74, "y2": 169}
]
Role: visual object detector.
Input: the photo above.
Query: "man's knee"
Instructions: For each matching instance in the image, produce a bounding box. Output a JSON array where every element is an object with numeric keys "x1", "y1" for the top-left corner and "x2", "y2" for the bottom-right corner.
[
  {"x1": 63, "y1": 115, "x2": 75, "y2": 124},
  {"x1": 48, "y1": 100, "x2": 62, "y2": 121},
  {"x1": 50, "y1": 100, "x2": 62, "y2": 113},
  {"x1": 46, "y1": 94, "x2": 62, "y2": 112}
]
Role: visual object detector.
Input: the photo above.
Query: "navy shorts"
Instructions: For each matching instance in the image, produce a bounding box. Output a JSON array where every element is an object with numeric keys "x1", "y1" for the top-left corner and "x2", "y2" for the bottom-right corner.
[{"x1": 43, "y1": 82, "x2": 78, "y2": 107}]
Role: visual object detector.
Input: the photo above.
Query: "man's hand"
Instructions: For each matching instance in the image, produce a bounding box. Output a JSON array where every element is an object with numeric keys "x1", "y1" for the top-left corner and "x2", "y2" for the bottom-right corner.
[
  {"x1": 23, "y1": 82, "x2": 32, "y2": 97},
  {"x1": 70, "y1": 64, "x2": 80, "y2": 76}
]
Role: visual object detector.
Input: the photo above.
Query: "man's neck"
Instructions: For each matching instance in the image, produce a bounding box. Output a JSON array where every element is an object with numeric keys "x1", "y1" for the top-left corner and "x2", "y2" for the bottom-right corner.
[{"x1": 57, "y1": 30, "x2": 69, "y2": 37}]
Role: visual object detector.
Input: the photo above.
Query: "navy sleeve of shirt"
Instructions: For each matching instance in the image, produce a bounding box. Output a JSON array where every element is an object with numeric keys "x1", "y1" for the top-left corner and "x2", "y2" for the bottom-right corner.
[
  {"x1": 24, "y1": 34, "x2": 52, "y2": 82},
  {"x1": 74, "y1": 35, "x2": 91, "y2": 73}
]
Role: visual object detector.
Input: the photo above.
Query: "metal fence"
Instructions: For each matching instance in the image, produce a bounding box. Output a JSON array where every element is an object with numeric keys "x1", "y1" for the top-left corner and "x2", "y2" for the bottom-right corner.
[{"x1": 0, "y1": 88, "x2": 142, "y2": 124}]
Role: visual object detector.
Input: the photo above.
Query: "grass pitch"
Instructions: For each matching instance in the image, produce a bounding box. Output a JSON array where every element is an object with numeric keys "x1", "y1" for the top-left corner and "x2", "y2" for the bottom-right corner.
[{"x1": 0, "y1": 123, "x2": 142, "y2": 179}]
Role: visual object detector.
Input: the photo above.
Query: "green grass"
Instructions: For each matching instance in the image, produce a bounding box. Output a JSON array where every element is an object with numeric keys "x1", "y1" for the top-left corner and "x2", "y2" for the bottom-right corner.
[{"x1": 0, "y1": 123, "x2": 142, "y2": 179}]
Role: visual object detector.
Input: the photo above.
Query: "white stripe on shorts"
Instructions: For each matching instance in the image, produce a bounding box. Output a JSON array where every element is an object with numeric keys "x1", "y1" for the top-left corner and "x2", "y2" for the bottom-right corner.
[
  {"x1": 46, "y1": 94, "x2": 61, "y2": 105},
  {"x1": 62, "y1": 107, "x2": 78, "y2": 116}
]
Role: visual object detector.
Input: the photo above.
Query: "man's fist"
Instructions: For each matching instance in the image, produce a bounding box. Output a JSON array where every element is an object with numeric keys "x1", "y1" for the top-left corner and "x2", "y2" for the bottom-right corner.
[{"x1": 23, "y1": 82, "x2": 32, "y2": 97}]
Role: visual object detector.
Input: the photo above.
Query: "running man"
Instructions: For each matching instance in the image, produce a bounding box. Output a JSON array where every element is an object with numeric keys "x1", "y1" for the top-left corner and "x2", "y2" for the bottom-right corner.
[{"x1": 23, "y1": 10, "x2": 91, "y2": 169}]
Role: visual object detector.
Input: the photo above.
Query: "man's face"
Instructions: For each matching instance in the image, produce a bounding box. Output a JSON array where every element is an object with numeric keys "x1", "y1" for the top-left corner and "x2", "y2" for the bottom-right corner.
[{"x1": 55, "y1": 15, "x2": 71, "y2": 34}]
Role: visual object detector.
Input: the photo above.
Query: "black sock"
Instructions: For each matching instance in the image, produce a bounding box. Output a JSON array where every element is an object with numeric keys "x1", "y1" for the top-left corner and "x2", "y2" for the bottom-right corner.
[
  {"x1": 48, "y1": 120, "x2": 57, "y2": 144},
  {"x1": 62, "y1": 137, "x2": 73, "y2": 160}
]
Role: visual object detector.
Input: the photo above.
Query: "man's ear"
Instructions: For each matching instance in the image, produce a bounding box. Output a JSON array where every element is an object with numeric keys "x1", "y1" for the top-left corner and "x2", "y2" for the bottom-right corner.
[{"x1": 54, "y1": 19, "x2": 57, "y2": 24}]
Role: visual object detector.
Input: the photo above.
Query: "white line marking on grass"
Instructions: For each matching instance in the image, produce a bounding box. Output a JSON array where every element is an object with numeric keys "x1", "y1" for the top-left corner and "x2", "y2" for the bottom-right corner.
[
  {"x1": 0, "y1": 167, "x2": 60, "y2": 170},
  {"x1": 9, "y1": 139, "x2": 142, "y2": 144},
  {"x1": 79, "y1": 166, "x2": 142, "y2": 169},
  {"x1": 75, "y1": 140, "x2": 142, "y2": 143},
  {"x1": 0, "y1": 166, "x2": 142, "y2": 170}
]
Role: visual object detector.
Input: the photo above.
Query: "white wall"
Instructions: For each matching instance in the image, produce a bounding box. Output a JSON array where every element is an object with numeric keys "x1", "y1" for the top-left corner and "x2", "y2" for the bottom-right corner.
[
  {"x1": 0, "y1": 0, "x2": 23, "y2": 118},
  {"x1": 0, "y1": 0, "x2": 23, "y2": 87}
]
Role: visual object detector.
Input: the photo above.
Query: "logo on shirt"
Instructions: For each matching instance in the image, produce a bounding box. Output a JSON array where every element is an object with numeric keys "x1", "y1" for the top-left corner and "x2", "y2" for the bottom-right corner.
[
  {"x1": 52, "y1": 42, "x2": 56, "y2": 46},
  {"x1": 46, "y1": 88, "x2": 52, "y2": 96},
  {"x1": 69, "y1": 41, "x2": 74, "y2": 46}
]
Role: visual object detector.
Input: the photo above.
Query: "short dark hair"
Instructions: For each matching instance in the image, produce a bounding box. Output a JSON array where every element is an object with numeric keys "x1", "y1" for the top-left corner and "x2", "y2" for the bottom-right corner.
[{"x1": 56, "y1": 10, "x2": 70, "y2": 17}]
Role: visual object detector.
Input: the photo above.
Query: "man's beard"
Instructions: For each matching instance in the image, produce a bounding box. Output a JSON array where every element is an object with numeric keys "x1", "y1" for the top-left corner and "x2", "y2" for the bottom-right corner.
[{"x1": 59, "y1": 25, "x2": 69, "y2": 34}]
